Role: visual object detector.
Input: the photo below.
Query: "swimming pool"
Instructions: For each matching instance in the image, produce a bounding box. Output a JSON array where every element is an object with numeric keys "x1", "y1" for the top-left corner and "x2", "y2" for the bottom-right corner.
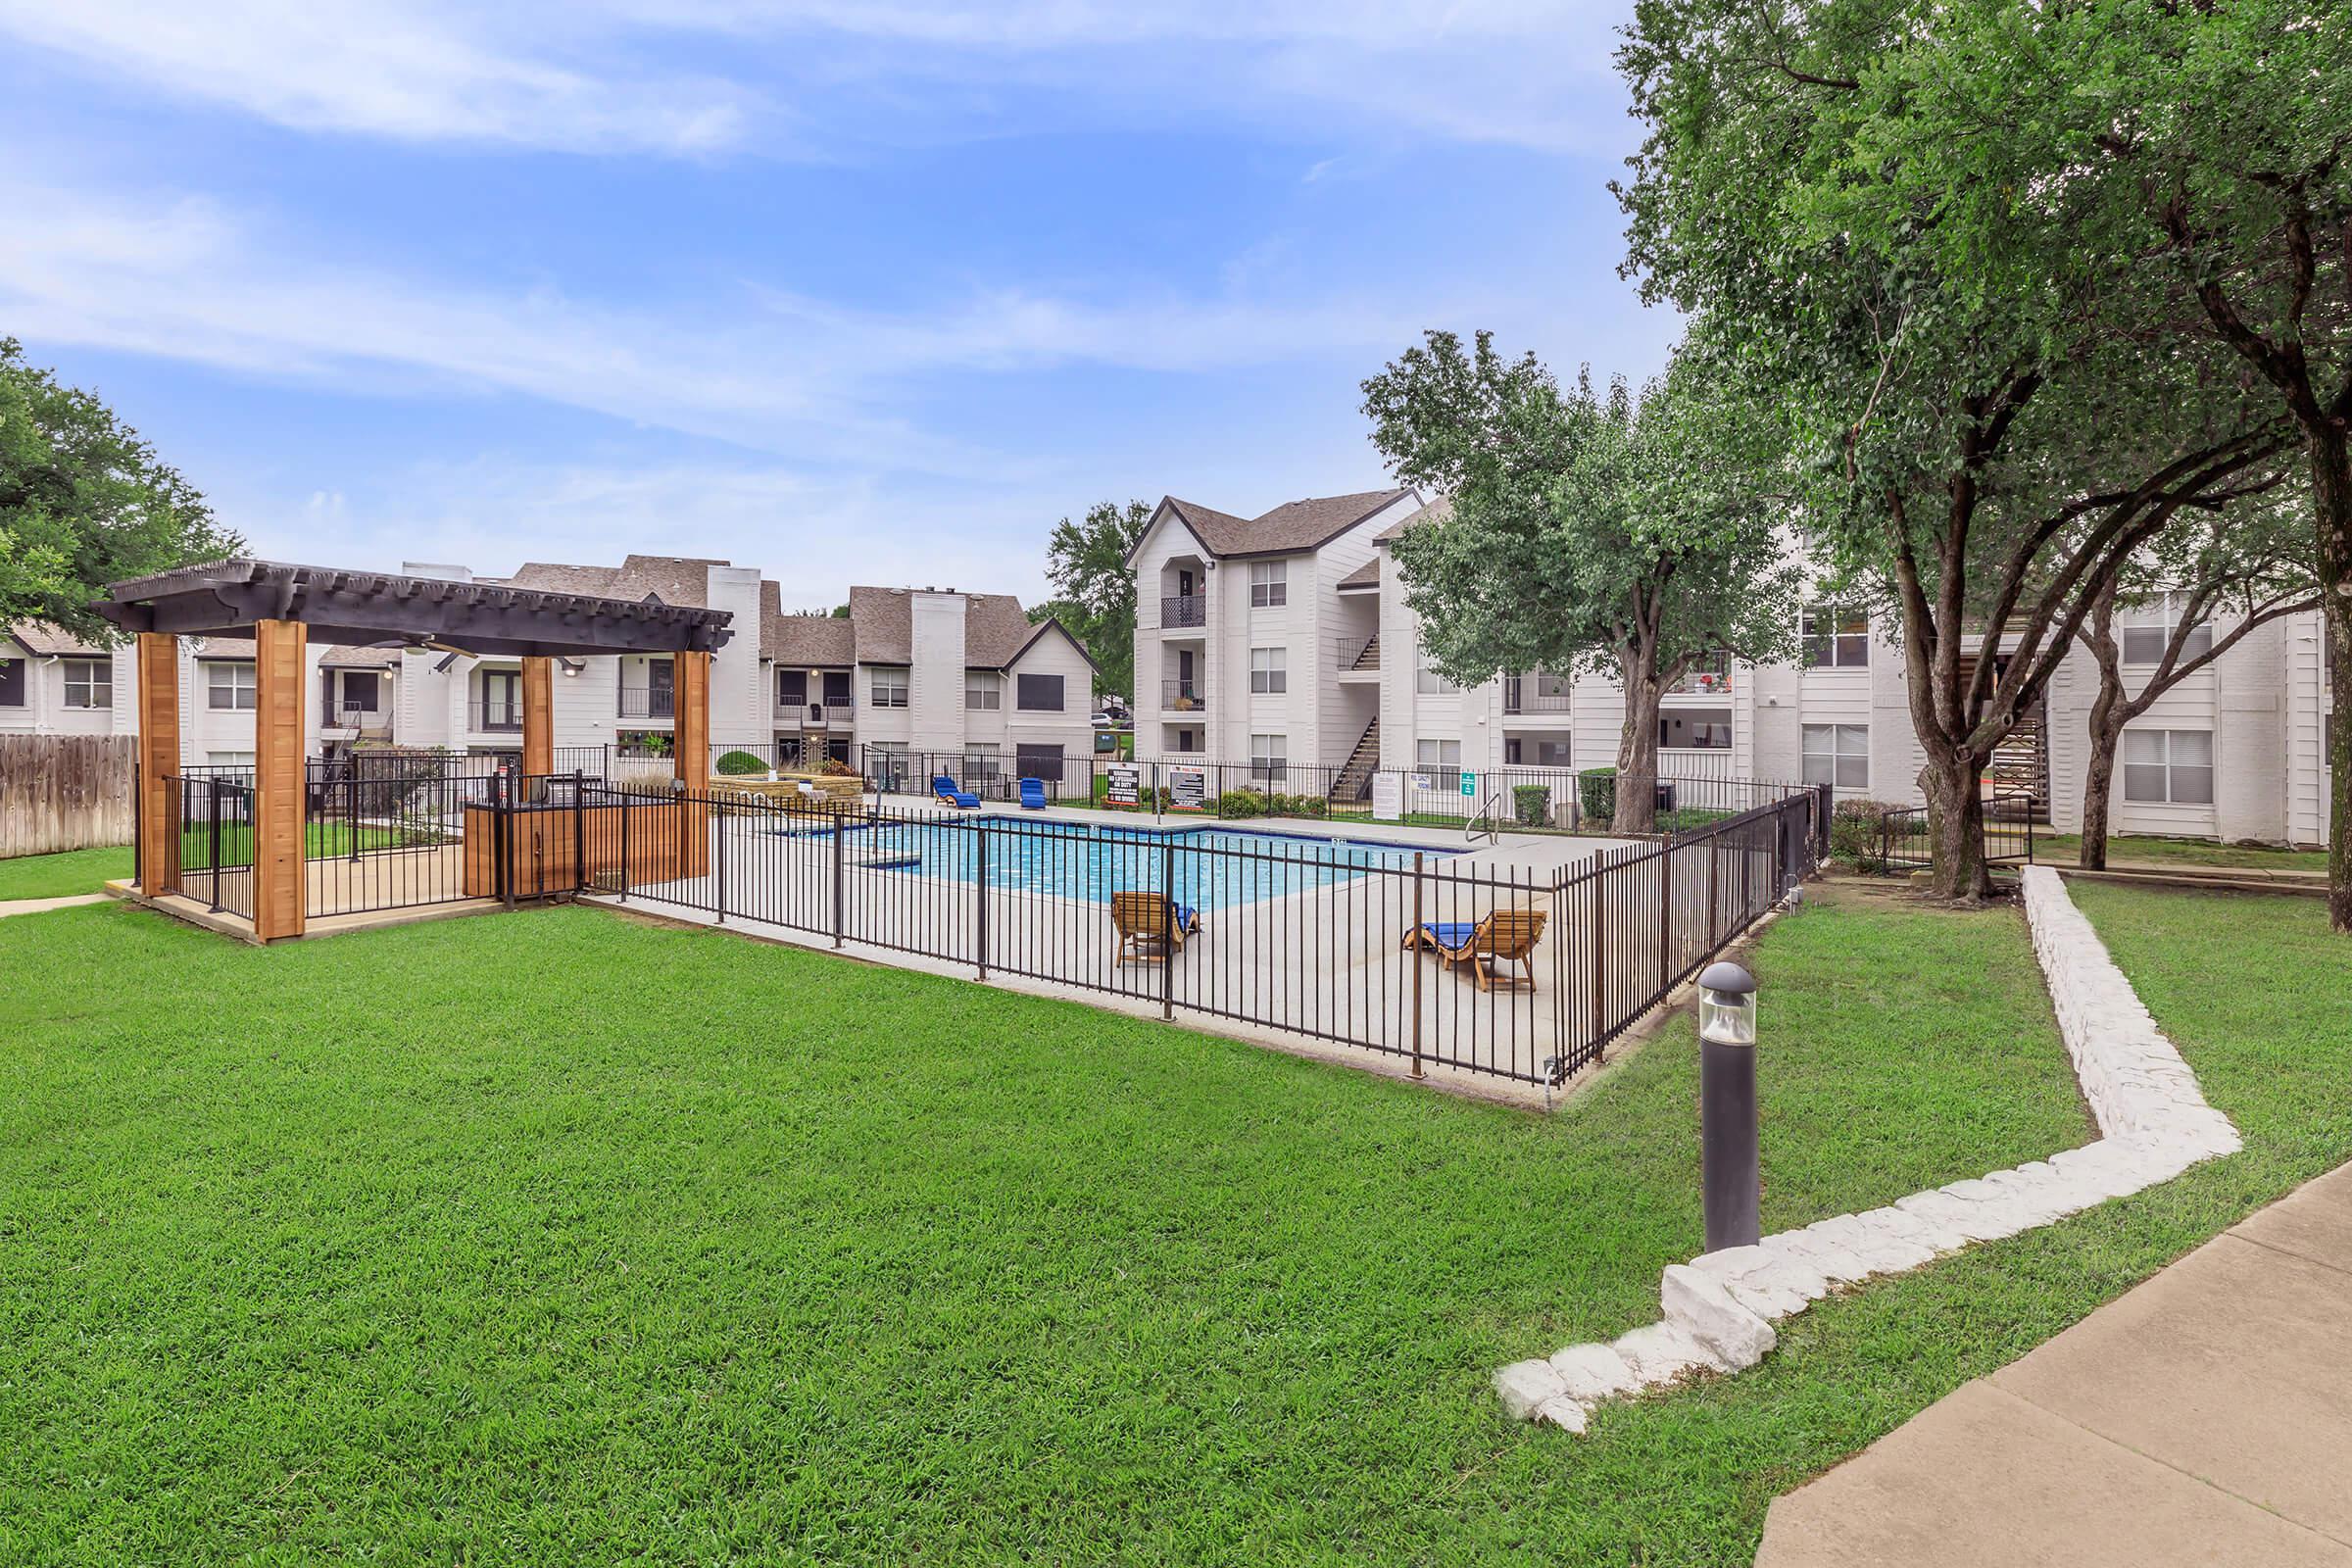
[{"x1": 806, "y1": 817, "x2": 1455, "y2": 910}]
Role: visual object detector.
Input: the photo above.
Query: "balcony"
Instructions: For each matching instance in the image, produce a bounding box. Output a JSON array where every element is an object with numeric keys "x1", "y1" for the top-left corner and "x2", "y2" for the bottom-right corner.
[
  {"x1": 1333, "y1": 633, "x2": 1380, "y2": 672},
  {"x1": 1161, "y1": 679, "x2": 1207, "y2": 713},
  {"x1": 1501, "y1": 675, "x2": 1573, "y2": 714},
  {"x1": 774, "y1": 700, "x2": 854, "y2": 727},
  {"x1": 616, "y1": 684, "x2": 675, "y2": 720},
  {"x1": 1671, "y1": 657, "x2": 1735, "y2": 697},
  {"x1": 472, "y1": 699, "x2": 522, "y2": 733},
  {"x1": 320, "y1": 706, "x2": 391, "y2": 738},
  {"x1": 1160, "y1": 594, "x2": 1206, "y2": 629}
]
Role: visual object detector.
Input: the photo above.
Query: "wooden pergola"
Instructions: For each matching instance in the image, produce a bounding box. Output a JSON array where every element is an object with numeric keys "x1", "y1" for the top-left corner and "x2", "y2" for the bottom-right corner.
[{"x1": 94, "y1": 558, "x2": 735, "y2": 940}]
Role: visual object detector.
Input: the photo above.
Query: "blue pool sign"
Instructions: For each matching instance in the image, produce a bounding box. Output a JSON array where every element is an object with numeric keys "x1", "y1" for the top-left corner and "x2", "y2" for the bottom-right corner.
[{"x1": 1460, "y1": 770, "x2": 1478, "y2": 797}]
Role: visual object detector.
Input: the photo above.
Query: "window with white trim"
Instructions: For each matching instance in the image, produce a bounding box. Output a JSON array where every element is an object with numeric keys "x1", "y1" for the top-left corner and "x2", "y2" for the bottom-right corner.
[
  {"x1": 2123, "y1": 728, "x2": 2214, "y2": 805},
  {"x1": 64, "y1": 659, "x2": 112, "y2": 710},
  {"x1": 1249, "y1": 560, "x2": 1287, "y2": 609},
  {"x1": 1414, "y1": 657, "x2": 1459, "y2": 696},
  {"x1": 964, "y1": 671, "x2": 1001, "y2": 710},
  {"x1": 207, "y1": 662, "x2": 257, "y2": 710},
  {"x1": 208, "y1": 751, "x2": 255, "y2": 767},
  {"x1": 1801, "y1": 607, "x2": 1870, "y2": 668},
  {"x1": 1249, "y1": 646, "x2": 1287, "y2": 694},
  {"x1": 2120, "y1": 592, "x2": 2215, "y2": 665},
  {"x1": 1415, "y1": 738, "x2": 1461, "y2": 767},
  {"x1": 962, "y1": 743, "x2": 1001, "y2": 781},
  {"x1": 1801, "y1": 723, "x2": 1870, "y2": 788},
  {"x1": 0, "y1": 657, "x2": 23, "y2": 708},
  {"x1": 1250, "y1": 732, "x2": 1287, "y2": 781},
  {"x1": 870, "y1": 667, "x2": 908, "y2": 708},
  {"x1": 1015, "y1": 673, "x2": 1064, "y2": 711}
]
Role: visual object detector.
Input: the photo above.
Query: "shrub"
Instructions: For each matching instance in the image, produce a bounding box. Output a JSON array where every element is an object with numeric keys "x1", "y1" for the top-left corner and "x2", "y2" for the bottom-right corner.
[
  {"x1": 1578, "y1": 767, "x2": 1617, "y2": 824},
  {"x1": 715, "y1": 750, "x2": 769, "y2": 776},
  {"x1": 1511, "y1": 784, "x2": 1552, "y2": 827},
  {"x1": 1830, "y1": 798, "x2": 1897, "y2": 873},
  {"x1": 1214, "y1": 788, "x2": 1266, "y2": 819}
]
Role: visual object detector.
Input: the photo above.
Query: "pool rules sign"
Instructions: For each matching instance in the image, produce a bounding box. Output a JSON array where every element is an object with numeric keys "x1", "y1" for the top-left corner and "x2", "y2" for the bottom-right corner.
[{"x1": 1169, "y1": 765, "x2": 1208, "y2": 811}]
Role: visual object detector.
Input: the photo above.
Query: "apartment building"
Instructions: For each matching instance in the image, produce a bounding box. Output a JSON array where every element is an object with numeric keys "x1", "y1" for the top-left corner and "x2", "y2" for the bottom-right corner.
[
  {"x1": 7, "y1": 555, "x2": 1099, "y2": 786},
  {"x1": 1134, "y1": 491, "x2": 2336, "y2": 847}
]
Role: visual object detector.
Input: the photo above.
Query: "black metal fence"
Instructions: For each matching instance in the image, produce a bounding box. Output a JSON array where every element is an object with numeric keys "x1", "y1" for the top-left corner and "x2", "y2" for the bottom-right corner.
[
  {"x1": 1868, "y1": 797, "x2": 2037, "y2": 871},
  {"x1": 166, "y1": 772, "x2": 258, "y2": 919},
  {"x1": 559, "y1": 779, "x2": 1829, "y2": 1086}
]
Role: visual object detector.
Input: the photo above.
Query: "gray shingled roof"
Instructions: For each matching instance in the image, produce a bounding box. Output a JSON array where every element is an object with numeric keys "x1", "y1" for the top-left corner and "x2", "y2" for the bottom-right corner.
[
  {"x1": 839, "y1": 585, "x2": 1050, "y2": 669},
  {"x1": 5, "y1": 620, "x2": 109, "y2": 658},
  {"x1": 1336, "y1": 558, "x2": 1381, "y2": 590},
  {"x1": 317, "y1": 644, "x2": 401, "y2": 669},
  {"x1": 764, "y1": 578, "x2": 858, "y2": 666},
  {"x1": 1156, "y1": 488, "x2": 1418, "y2": 559},
  {"x1": 499, "y1": 554, "x2": 730, "y2": 608}
]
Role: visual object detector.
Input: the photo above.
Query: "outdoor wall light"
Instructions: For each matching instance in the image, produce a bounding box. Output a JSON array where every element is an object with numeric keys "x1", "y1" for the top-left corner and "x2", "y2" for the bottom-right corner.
[{"x1": 1698, "y1": 960, "x2": 1757, "y2": 1047}]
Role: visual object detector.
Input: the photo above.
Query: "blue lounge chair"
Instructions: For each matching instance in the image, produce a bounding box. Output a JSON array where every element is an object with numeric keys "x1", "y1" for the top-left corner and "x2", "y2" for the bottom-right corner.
[
  {"x1": 1019, "y1": 776, "x2": 1048, "y2": 809},
  {"x1": 933, "y1": 774, "x2": 980, "y2": 809}
]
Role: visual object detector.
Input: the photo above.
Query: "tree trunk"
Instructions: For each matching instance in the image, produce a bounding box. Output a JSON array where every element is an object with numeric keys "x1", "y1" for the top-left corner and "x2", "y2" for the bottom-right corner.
[
  {"x1": 2313, "y1": 423, "x2": 2352, "y2": 935},
  {"x1": 1919, "y1": 746, "x2": 1994, "y2": 903},
  {"x1": 2080, "y1": 712, "x2": 2120, "y2": 873},
  {"x1": 1615, "y1": 670, "x2": 1664, "y2": 835}
]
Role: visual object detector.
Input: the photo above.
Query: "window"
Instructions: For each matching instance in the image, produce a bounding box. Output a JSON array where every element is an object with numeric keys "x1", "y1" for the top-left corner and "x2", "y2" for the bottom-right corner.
[
  {"x1": 1015, "y1": 743, "x2": 1065, "y2": 782},
  {"x1": 867, "y1": 741, "x2": 909, "y2": 785},
  {"x1": 208, "y1": 751, "x2": 254, "y2": 767},
  {"x1": 1415, "y1": 659, "x2": 1460, "y2": 696},
  {"x1": 64, "y1": 659, "x2": 112, "y2": 710},
  {"x1": 206, "y1": 662, "x2": 256, "y2": 710},
  {"x1": 871, "y1": 667, "x2": 909, "y2": 708},
  {"x1": 1250, "y1": 732, "x2": 1287, "y2": 781},
  {"x1": 1249, "y1": 560, "x2": 1287, "y2": 609},
  {"x1": 1416, "y1": 738, "x2": 1461, "y2": 767},
  {"x1": 1250, "y1": 646, "x2": 1287, "y2": 694},
  {"x1": 1015, "y1": 673, "x2": 1064, "y2": 711},
  {"x1": 1801, "y1": 607, "x2": 1870, "y2": 668},
  {"x1": 1505, "y1": 737, "x2": 1572, "y2": 767},
  {"x1": 821, "y1": 671, "x2": 853, "y2": 708},
  {"x1": 339, "y1": 671, "x2": 379, "y2": 713},
  {"x1": 1801, "y1": 724, "x2": 1870, "y2": 789},
  {"x1": 963, "y1": 743, "x2": 1002, "y2": 781},
  {"x1": 965, "y1": 671, "x2": 1001, "y2": 710},
  {"x1": 777, "y1": 669, "x2": 808, "y2": 708},
  {"x1": 2120, "y1": 592, "x2": 2215, "y2": 665},
  {"x1": 1660, "y1": 715, "x2": 1733, "y2": 750},
  {"x1": 2124, "y1": 728, "x2": 2214, "y2": 805},
  {"x1": 0, "y1": 657, "x2": 23, "y2": 708}
]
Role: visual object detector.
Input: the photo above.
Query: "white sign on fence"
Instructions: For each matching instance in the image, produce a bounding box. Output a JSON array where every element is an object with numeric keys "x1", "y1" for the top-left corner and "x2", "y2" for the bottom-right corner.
[
  {"x1": 1105, "y1": 761, "x2": 1141, "y2": 808},
  {"x1": 1169, "y1": 765, "x2": 1208, "y2": 811},
  {"x1": 1371, "y1": 772, "x2": 1403, "y2": 822}
]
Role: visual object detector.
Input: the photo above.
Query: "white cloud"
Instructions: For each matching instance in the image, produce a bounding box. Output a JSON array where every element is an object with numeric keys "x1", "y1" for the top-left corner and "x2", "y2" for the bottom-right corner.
[
  {"x1": 0, "y1": 0, "x2": 757, "y2": 153},
  {"x1": 0, "y1": 177, "x2": 1443, "y2": 466}
]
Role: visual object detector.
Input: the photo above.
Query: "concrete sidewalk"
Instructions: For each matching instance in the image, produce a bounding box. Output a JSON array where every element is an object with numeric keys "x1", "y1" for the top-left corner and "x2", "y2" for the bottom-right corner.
[
  {"x1": 0, "y1": 893, "x2": 108, "y2": 920},
  {"x1": 1758, "y1": 1160, "x2": 2352, "y2": 1566}
]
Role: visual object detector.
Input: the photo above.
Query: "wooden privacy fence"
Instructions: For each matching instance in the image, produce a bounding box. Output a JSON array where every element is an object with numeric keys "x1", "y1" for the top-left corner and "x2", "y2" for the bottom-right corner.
[{"x1": 0, "y1": 734, "x2": 135, "y2": 858}]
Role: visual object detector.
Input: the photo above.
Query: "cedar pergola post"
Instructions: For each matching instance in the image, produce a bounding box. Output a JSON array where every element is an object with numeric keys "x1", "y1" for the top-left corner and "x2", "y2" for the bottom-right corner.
[
  {"x1": 253, "y1": 617, "x2": 308, "y2": 941},
  {"x1": 674, "y1": 650, "x2": 710, "y2": 876},
  {"x1": 521, "y1": 656, "x2": 555, "y2": 781},
  {"x1": 134, "y1": 631, "x2": 180, "y2": 897}
]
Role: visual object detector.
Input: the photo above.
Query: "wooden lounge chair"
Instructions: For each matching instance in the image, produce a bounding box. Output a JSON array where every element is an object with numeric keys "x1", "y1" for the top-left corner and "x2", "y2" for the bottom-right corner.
[
  {"x1": 1401, "y1": 908, "x2": 1548, "y2": 992},
  {"x1": 933, "y1": 774, "x2": 981, "y2": 809},
  {"x1": 1111, "y1": 890, "x2": 1201, "y2": 963}
]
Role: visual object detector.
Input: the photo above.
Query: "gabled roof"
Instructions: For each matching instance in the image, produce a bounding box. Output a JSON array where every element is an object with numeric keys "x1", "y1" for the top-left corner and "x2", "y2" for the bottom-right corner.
[
  {"x1": 1336, "y1": 558, "x2": 1382, "y2": 591},
  {"x1": 1139, "y1": 488, "x2": 1419, "y2": 562},
  {"x1": 498, "y1": 554, "x2": 729, "y2": 609},
  {"x1": 5, "y1": 619, "x2": 109, "y2": 658},
  {"x1": 318, "y1": 644, "x2": 401, "y2": 669},
  {"x1": 842, "y1": 585, "x2": 1045, "y2": 668},
  {"x1": 1375, "y1": 492, "x2": 1448, "y2": 542}
]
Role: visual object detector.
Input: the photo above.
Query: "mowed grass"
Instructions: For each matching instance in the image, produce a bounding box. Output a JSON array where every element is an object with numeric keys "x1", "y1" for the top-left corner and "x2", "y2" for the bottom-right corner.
[
  {"x1": 0, "y1": 845, "x2": 130, "y2": 900},
  {"x1": 0, "y1": 872, "x2": 2334, "y2": 1563},
  {"x1": 2034, "y1": 831, "x2": 2328, "y2": 872}
]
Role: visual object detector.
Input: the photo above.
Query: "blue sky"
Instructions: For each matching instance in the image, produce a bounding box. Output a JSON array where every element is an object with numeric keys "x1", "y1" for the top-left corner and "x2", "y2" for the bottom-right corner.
[{"x1": 0, "y1": 1, "x2": 1678, "y2": 609}]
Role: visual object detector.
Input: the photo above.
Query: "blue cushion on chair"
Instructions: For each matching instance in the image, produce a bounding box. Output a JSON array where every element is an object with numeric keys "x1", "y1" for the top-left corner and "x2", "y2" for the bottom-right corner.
[
  {"x1": 1420, "y1": 921, "x2": 1476, "y2": 953},
  {"x1": 1173, "y1": 903, "x2": 1200, "y2": 933}
]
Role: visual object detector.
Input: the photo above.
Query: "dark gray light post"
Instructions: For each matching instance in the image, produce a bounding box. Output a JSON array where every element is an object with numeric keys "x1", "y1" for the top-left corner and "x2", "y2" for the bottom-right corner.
[{"x1": 1697, "y1": 960, "x2": 1760, "y2": 1252}]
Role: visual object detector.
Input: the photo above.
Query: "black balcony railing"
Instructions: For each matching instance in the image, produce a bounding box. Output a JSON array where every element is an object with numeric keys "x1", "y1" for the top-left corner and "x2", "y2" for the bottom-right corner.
[
  {"x1": 617, "y1": 685, "x2": 675, "y2": 719},
  {"x1": 473, "y1": 699, "x2": 523, "y2": 732},
  {"x1": 1161, "y1": 680, "x2": 1207, "y2": 712},
  {"x1": 1502, "y1": 675, "x2": 1574, "y2": 714},
  {"x1": 1161, "y1": 593, "x2": 1206, "y2": 629},
  {"x1": 775, "y1": 700, "x2": 853, "y2": 726}
]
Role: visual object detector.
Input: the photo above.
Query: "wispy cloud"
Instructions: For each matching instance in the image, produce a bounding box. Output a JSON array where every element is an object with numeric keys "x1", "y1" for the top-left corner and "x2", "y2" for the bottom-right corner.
[
  {"x1": 0, "y1": 176, "x2": 1441, "y2": 466},
  {"x1": 0, "y1": 0, "x2": 1626, "y2": 157}
]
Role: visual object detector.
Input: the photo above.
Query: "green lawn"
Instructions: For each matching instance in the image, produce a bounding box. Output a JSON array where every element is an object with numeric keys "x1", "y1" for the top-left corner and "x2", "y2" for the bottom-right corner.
[
  {"x1": 177, "y1": 819, "x2": 416, "y2": 869},
  {"x1": 0, "y1": 845, "x2": 131, "y2": 900},
  {"x1": 2033, "y1": 831, "x2": 2328, "y2": 872},
  {"x1": 0, "y1": 874, "x2": 2339, "y2": 1563}
]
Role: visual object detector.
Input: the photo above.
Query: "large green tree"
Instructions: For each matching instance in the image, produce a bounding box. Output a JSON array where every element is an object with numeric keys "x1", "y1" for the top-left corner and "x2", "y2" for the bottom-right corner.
[
  {"x1": 1362, "y1": 329, "x2": 1799, "y2": 832},
  {"x1": 1040, "y1": 498, "x2": 1152, "y2": 699},
  {"x1": 1616, "y1": 0, "x2": 2297, "y2": 899},
  {"x1": 0, "y1": 339, "x2": 238, "y2": 644}
]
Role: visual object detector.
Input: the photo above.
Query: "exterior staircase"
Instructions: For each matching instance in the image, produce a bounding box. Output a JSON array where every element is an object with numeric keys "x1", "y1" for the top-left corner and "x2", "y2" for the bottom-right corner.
[
  {"x1": 1348, "y1": 632, "x2": 1380, "y2": 671},
  {"x1": 1330, "y1": 716, "x2": 1381, "y2": 804}
]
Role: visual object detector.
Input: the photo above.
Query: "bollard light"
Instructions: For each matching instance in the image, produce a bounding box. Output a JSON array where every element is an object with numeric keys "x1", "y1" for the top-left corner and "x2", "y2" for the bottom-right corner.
[
  {"x1": 1698, "y1": 960, "x2": 1757, "y2": 1047},
  {"x1": 1696, "y1": 960, "x2": 1760, "y2": 1252}
]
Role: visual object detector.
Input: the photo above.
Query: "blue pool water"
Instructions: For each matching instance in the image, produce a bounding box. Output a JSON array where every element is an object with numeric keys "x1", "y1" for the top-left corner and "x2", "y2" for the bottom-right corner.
[{"x1": 806, "y1": 818, "x2": 1454, "y2": 910}]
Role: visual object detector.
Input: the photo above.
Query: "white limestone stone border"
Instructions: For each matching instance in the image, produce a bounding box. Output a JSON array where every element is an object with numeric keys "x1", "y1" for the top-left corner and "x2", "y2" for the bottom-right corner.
[{"x1": 1494, "y1": 865, "x2": 2240, "y2": 1433}]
